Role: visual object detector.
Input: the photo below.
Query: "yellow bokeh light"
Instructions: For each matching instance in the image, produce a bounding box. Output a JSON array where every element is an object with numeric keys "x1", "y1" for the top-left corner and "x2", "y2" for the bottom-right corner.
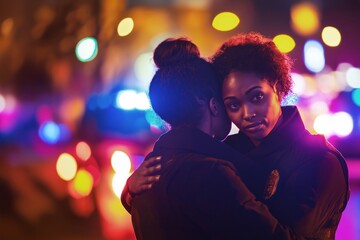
[
  {"x1": 56, "y1": 153, "x2": 78, "y2": 181},
  {"x1": 273, "y1": 34, "x2": 296, "y2": 53},
  {"x1": 111, "y1": 150, "x2": 131, "y2": 175},
  {"x1": 322, "y1": 26, "x2": 341, "y2": 47},
  {"x1": 117, "y1": 17, "x2": 134, "y2": 37},
  {"x1": 291, "y1": 2, "x2": 320, "y2": 36},
  {"x1": 76, "y1": 141, "x2": 91, "y2": 161},
  {"x1": 70, "y1": 169, "x2": 94, "y2": 197},
  {"x1": 212, "y1": 12, "x2": 240, "y2": 32}
]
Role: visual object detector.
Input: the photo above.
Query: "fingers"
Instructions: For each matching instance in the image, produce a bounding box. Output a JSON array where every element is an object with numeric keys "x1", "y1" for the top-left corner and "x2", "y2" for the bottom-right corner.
[
  {"x1": 143, "y1": 156, "x2": 162, "y2": 168},
  {"x1": 140, "y1": 156, "x2": 161, "y2": 176},
  {"x1": 144, "y1": 163, "x2": 161, "y2": 176},
  {"x1": 127, "y1": 156, "x2": 162, "y2": 195},
  {"x1": 145, "y1": 175, "x2": 160, "y2": 184},
  {"x1": 142, "y1": 183, "x2": 154, "y2": 191}
]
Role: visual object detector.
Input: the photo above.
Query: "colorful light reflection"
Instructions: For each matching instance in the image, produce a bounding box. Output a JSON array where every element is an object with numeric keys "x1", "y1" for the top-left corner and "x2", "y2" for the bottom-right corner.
[{"x1": 313, "y1": 112, "x2": 354, "y2": 138}]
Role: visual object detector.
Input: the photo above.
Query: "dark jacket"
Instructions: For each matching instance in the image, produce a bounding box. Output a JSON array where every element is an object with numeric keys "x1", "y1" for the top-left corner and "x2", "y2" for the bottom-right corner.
[
  {"x1": 225, "y1": 106, "x2": 350, "y2": 239},
  {"x1": 130, "y1": 127, "x2": 282, "y2": 240}
]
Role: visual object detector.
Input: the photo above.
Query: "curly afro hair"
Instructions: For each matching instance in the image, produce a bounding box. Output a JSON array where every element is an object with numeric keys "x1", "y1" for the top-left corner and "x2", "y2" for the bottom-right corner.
[{"x1": 211, "y1": 32, "x2": 293, "y2": 101}]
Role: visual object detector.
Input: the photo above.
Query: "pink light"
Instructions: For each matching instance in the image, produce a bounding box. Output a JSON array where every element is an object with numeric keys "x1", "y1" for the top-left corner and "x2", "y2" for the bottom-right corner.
[{"x1": 347, "y1": 158, "x2": 360, "y2": 182}]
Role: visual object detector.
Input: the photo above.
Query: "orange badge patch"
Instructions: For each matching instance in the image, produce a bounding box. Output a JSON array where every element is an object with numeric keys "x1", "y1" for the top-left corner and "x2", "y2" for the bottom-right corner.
[{"x1": 264, "y1": 169, "x2": 280, "y2": 200}]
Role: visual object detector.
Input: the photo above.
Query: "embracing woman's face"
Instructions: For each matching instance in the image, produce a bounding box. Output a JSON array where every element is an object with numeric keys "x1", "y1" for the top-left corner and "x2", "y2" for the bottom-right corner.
[{"x1": 222, "y1": 71, "x2": 282, "y2": 146}]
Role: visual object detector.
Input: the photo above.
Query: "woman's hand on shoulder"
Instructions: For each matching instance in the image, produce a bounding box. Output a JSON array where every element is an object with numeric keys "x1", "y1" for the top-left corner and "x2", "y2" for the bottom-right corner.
[{"x1": 128, "y1": 156, "x2": 162, "y2": 196}]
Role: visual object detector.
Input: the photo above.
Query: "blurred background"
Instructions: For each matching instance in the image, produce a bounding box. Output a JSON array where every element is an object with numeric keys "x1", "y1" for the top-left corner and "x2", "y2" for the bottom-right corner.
[{"x1": 0, "y1": 0, "x2": 359, "y2": 239}]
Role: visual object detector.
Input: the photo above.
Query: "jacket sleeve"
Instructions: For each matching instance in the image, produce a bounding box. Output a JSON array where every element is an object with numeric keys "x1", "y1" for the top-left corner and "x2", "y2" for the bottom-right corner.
[
  {"x1": 121, "y1": 178, "x2": 133, "y2": 214},
  {"x1": 170, "y1": 158, "x2": 297, "y2": 240}
]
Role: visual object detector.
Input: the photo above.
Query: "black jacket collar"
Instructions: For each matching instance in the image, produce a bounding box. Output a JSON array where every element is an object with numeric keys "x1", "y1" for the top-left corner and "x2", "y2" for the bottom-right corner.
[{"x1": 225, "y1": 106, "x2": 322, "y2": 158}]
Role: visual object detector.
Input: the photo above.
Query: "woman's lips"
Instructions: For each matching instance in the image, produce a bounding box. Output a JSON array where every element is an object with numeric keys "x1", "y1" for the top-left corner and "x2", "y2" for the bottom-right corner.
[{"x1": 244, "y1": 121, "x2": 264, "y2": 132}]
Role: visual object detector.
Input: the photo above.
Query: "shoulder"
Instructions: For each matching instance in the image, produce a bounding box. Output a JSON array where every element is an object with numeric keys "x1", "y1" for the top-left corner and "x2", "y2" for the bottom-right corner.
[
  {"x1": 281, "y1": 133, "x2": 347, "y2": 181},
  {"x1": 291, "y1": 133, "x2": 348, "y2": 181},
  {"x1": 180, "y1": 153, "x2": 238, "y2": 177},
  {"x1": 300, "y1": 133, "x2": 346, "y2": 167}
]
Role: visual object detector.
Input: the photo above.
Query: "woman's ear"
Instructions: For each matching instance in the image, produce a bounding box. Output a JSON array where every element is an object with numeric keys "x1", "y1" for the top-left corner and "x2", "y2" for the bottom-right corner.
[{"x1": 209, "y1": 97, "x2": 219, "y2": 116}]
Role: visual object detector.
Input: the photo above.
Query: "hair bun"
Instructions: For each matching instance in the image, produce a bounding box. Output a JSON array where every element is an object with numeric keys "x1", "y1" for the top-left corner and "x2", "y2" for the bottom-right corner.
[{"x1": 153, "y1": 37, "x2": 200, "y2": 68}]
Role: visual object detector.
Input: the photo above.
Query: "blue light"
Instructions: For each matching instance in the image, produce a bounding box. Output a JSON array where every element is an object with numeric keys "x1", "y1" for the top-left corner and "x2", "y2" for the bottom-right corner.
[
  {"x1": 39, "y1": 121, "x2": 61, "y2": 144},
  {"x1": 304, "y1": 40, "x2": 325, "y2": 73},
  {"x1": 281, "y1": 92, "x2": 299, "y2": 106},
  {"x1": 145, "y1": 109, "x2": 166, "y2": 128}
]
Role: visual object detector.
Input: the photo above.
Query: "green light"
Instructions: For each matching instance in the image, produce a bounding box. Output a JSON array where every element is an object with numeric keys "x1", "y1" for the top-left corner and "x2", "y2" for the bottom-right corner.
[{"x1": 352, "y1": 88, "x2": 360, "y2": 107}]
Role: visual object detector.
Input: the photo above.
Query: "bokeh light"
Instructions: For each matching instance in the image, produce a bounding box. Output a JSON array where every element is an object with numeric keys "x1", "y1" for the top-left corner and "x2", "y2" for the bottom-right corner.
[
  {"x1": 304, "y1": 40, "x2": 325, "y2": 73},
  {"x1": 322, "y1": 26, "x2": 341, "y2": 47},
  {"x1": 134, "y1": 52, "x2": 156, "y2": 89},
  {"x1": 346, "y1": 67, "x2": 360, "y2": 88},
  {"x1": 115, "y1": 90, "x2": 150, "y2": 111},
  {"x1": 75, "y1": 37, "x2": 98, "y2": 62},
  {"x1": 313, "y1": 113, "x2": 333, "y2": 137},
  {"x1": 112, "y1": 172, "x2": 130, "y2": 198},
  {"x1": 111, "y1": 150, "x2": 131, "y2": 175},
  {"x1": 332, "y1": 112, "x2": 354, "y2": 137},
  {"x1": 111, "y1": 150, "x2": 132, "y2": 198},
  {"x1": 145, "y1": 109, "x2": 166, "y2": 129},
  {"x1": 0, "y1": 95, "x2": 18, "y2": 133},
  {"x1": 117, "y1": 17, "x2": 134, "y2": 37},
  {"x1": 115, "y1": 90, "x2": 137, "y2": 110},
  {"x1": 291, "y1": 73, "x2": 306, "y2": 95},
  {"x1": 135, "y1": 92, "x2": 151, "y2": 110},
  {"x1": 352, "y1": 89, "x2": 360, "y2": 107},
  {"x1": 313, "y1": 112, "x2": 354, "y2": 137},
  {"x1": 291, "y1": 2, "x2": 320, "y2": 36},
  {"x1": 316, "y1": 72, "x2": 342, "y2": 96},
  {"x1": 0, "y1": 94, "x2": 16, "y2": 113},
  {"x1": 56, "y1": 153, "x2": 78, "y2": 181},
  {"x1": 273, "y1": 34, "x2": 296, "y2": 53},
  {"x1": 39, "y1": 121, "x2": 61, "y2": 144},
  {"x1": 0, "y1": 94, "x2": 5, "y2": 112},
  {"x1": 212, "y1": 12, "x2": 240, "y2": 31},
  {"x1": 116, "y1": 90, "x2": 137, "y2": 110},
  {"x1": 70, "y1": 169, "x2": 94, "y2": 197},
  {"x1": 309, "y1": 101, "x2": 329, "y2": 115},
  {"x1": 76, "y1": 141, "x2": 92, "y2": 161}
]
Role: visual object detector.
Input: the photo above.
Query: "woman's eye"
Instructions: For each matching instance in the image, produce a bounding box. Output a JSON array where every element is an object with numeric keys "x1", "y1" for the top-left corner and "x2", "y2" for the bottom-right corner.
[
  {"x1": 226, "y1": 102, "x2": 240, "y2": 111},
  {"x1": 252, "y1": 93, "x2": 264, "y2": 102}
]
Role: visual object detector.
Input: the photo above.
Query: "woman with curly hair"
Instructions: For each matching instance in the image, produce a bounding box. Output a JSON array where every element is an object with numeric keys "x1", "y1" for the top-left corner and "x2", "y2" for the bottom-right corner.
[{"x1": 210, "y1": 32, "x2": 349, "y2": 239}]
